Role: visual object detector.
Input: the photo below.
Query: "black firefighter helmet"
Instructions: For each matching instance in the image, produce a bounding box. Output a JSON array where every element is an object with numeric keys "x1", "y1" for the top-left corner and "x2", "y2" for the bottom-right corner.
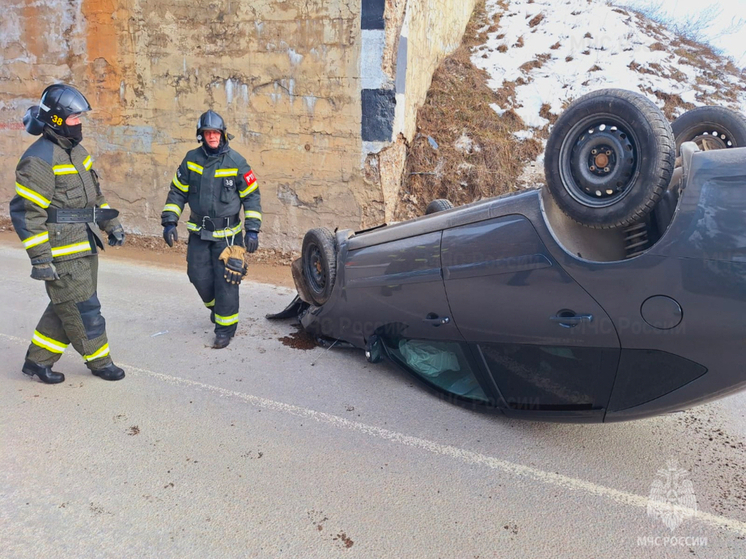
[
  {"x1": 37, "y1": 83, "x2": 91, "y2": 130},
  {"x1": 196, "y1": 110, "x2": 233, "y2": 142},
  {"x1": 23, "y1": 105, "x2": 45, "y2": 136}
]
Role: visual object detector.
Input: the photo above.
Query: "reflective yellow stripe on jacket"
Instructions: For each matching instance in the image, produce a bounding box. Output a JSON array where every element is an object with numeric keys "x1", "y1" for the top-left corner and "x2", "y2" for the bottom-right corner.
[
  {"x1": 239, "y1": 182, "x2": 258, "y2": 197},
  {"x1": 32, "y1": 330, "x2": 68, "y2": 354},
  {"x1": 244, "y1": 210, "x2": 262, "y2": 221},
  {"x1": 15, "y1": 182, "x2": 51, "y2": 208},
  {"x1": 53, "y1": 164, "x2": 78, "y2": 175},
  {"x1": 51, "y1": 241, "x2": 91, "y2": 258},
  {"x1": 215, "y1": 168, "x2": 238, "y2": 177},
  {"x1": 163, "y1": 204, "x2": 182, "y2": 217},
  {"x1": 83, "y1": 156, "x2": 92, "y2": 170},
  {"x1": 172, "y1": 174, "x2": 189, "y2": 192},
  {"x1": 213, "y1": 223, "x2": 242, "y2": 238},
  {"x1": 187, "y1": 162, "x2": 203, "y2": 174},
  {"x1": 185, "y1": 222, "x2": 242, "y2": 238},
  {"x1": 23, "y1": 231, "x2": 49, "y2": 249}
]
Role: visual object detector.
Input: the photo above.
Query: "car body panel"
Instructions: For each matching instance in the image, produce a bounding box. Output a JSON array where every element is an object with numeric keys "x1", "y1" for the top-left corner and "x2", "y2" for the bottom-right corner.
[{"x1": 295, "y1": 147, "x2": 746, "y2": 422}]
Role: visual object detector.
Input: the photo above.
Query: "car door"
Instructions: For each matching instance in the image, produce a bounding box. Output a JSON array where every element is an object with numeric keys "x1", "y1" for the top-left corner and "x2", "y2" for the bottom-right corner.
[
  {"x1": 442, "y1": 215, "x2": 620, "y2": 416},
  {"x1": 344, "y1": 231, "x2": 493, "y2": 404},
  {"x1": 343, "y1": 231, "x2": 456, "y2": 341}
]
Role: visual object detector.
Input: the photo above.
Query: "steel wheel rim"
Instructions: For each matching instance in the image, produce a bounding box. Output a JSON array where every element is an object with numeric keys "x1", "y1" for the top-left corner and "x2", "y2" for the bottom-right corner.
[
  {"x1": 306, "y1": 245, "x2": 326, "y2": 294},
  {"x1": 559, "y1": 113, "x2": 642, "y2": 209},
  {"x1": 688, "y1": 129, "x2": 735, "y2": 150}
]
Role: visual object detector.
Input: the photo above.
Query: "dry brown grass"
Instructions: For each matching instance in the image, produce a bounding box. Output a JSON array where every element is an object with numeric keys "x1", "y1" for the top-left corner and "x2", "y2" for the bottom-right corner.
[
  {"x1": 395, "y1": 2, "x2": 542, "y2": 220},
  {"x1": 528, "y1": 13, "x2": 544, "y2": 28},
  {"x1": 519, "y1": 54, "x2": 551, "y2": 73}
]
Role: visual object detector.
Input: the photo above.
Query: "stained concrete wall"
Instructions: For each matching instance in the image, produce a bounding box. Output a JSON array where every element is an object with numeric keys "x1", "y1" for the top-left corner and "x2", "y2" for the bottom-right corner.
[{"x1": 0, "y1": 0, "x2": 476, "y2": 249}]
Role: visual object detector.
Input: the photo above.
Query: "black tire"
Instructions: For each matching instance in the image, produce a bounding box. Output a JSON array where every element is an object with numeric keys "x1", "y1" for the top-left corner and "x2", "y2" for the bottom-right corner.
[
  {"x1": 301, "y1": 228, "x2": 337, "y2": 306},
  {"x1": 425, "y1": 199, "x2": 453, "y2": 215},
  {"x1": 544, "y1": 89, "x2": 675, "y2": 229},
  {"x1": 671, "y1": 106, "x2": 746, "y2": 155}
]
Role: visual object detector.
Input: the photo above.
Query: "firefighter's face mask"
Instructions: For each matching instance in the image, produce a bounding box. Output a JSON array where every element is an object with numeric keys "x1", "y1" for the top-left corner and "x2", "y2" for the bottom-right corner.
[
  {"x1": 203, "y1": 129, "x2": 221, "y2": 149},
  {"x1": 61, "y1": 113, "x2": 84, "y2": 144}
]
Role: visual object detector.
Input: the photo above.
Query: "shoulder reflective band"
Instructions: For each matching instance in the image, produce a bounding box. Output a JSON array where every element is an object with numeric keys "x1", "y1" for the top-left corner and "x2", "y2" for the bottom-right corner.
[
  {"x1": 53, "y1": 164, "x2": 78, "y2": 175},
  {"x1": 83, "y1": 156, "x2": 92, "y2": 170},
  {"x1": 84, "y1": 343, "x2": 110, "y2": 362},
  {"x1": 214, "y1": 313, "x2": 239, "y2": 326},
  {"x1": 215, "y1": 168, "x2": 238, "y2": 177},
  {"x1": 187, "y1": 162, "x2": 203, "y2": 174},
  {"x1": 172, "y1": 174, "x2": 189, "y2": 192},
  {"x1": 163, "y1": 204, "x2": 182, "y2": 216},
  {"x1": 244, "y1": 210, "x2": 262, "y2": 221},
  {"x1": 23, "y1": 231, "x2": 49, "y2": 249},
  {"x1": 32, "y1": 330, "x2": 68, "y2": 354},
  {"x1": 212, "y1": 223, "x2": 242, "y2": 238},
  {"x1": 51, "y1": 241, "x2": 91, "y2": 257},
  {"x1": 15, "y1": 182, "x2": 51, "y2": 208}
]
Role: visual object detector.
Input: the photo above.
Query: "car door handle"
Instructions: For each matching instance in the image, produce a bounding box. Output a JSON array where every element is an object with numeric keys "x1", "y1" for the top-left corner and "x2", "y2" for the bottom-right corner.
[
  {"x1": 423, "y1": 314, "x2": 450, "y2": 326},
  {"x1": 550, "y1": 312, "x2": 593, "y2": 328}
]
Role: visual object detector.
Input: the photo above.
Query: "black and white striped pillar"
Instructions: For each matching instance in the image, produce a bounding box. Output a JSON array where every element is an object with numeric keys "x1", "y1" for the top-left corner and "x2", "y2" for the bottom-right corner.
[{"x1": 361, "y1": 0, "x2": 408, "y2": 150}]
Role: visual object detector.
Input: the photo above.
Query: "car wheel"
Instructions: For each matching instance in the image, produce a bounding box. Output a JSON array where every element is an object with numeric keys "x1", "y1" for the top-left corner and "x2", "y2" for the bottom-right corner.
[
  {"x1": 671, "y1": 106, "x2": 746, "y2": 154},
  {"x1": 544, "y1": 89, "x2": 675, "y2": 229},
  {"x1": 301, "y1": 228, "x2": 337, "y2": 306},
  {"x1": 425, "y1": 199, "x2": 453, "y2": 215}
]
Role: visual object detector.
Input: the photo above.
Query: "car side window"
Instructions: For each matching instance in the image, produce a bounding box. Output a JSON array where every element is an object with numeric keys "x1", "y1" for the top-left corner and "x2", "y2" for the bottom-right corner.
[
  {"x1": 383, "y1": 337, "x2": 490, "y2": 402},
  {"x1": 479, "y1": 343, "x2": 618, "y2": 411}
]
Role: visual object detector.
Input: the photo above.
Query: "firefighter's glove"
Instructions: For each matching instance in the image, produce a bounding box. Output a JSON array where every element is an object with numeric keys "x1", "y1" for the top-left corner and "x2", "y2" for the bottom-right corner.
[
  {"x1": 108, "y1": 226, "x2": 125, "y2": 247},
  {"x1": 163, "y1": 224, "x2": 178, "y2": 247},
  {"x1": 245, "y1": 231, "x2": 259, "y2": 253},
  {"x1": 219, "y1": 245, "x2": 249, "y2": 285},
  {"x1": 31, "y1": 263, "x2": 60, "y2": 281}
]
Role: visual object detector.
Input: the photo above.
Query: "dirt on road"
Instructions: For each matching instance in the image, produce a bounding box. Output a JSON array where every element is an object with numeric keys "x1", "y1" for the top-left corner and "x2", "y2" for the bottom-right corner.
[{"x1": 0, "y1": 218, "x2": 295, "y2": 288}]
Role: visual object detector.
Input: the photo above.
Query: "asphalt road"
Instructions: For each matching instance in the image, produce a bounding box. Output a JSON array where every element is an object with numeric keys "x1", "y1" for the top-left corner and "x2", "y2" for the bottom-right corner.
[{"x1": 1, "y1": 244, "x2": 745, "y2": 559}]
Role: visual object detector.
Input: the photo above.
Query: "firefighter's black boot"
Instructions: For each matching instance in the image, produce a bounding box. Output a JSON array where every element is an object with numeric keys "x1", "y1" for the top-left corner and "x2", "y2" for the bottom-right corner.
[
  {"x1": 92, "y1": 363, "x2": 125, "y2": 381},
  {"x1": 213, "y1": 333, "x2": 232, "y2": 349},
  {"x1": 22, "y1": 360, "x2": 65, "y2": 384}
]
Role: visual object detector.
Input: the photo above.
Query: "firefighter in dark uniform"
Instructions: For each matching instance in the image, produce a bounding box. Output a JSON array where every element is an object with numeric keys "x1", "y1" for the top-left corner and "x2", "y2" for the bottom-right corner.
[
  {"x1": 10, "y1": 83, "x2": 126, "y2": 384},
  {"x1": 161, "y1": 110, "x2": 261, "y2": 349}
]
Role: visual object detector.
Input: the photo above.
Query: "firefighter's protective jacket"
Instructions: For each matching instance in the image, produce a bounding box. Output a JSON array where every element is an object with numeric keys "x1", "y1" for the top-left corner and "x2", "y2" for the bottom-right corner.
[
  {"x1": 10, "y1": 128, "x2": 121, "y2": 264},
  {"x1": 161, "y1": 142, "x2": 261, "y2": 240}
]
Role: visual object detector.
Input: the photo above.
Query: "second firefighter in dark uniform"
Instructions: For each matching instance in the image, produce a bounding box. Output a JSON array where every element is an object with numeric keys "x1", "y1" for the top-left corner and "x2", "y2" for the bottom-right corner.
[{"x1": 161, "y1": 110, "x2": 261, "y2": 349}]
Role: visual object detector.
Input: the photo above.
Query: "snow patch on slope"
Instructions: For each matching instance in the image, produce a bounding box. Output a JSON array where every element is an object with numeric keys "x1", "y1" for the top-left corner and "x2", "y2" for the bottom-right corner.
[{"x1": 472, "y1": 0, "x2": 746, "y2": 136}]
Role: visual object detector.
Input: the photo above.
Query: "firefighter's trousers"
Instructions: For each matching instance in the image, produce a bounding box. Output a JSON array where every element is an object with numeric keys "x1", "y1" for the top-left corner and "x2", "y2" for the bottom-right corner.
[
  {"x1": 26, "y1": 255, "x2": 114, "y2": 370},
  {"x1": 187, "y1": 233, "x2": 242, "y2": 337}
]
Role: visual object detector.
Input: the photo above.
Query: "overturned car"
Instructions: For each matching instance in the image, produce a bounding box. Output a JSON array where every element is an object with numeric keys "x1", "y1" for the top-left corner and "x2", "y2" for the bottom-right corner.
[{"x1": 270, "y1": 89, "x2": 746, "y2": 423}]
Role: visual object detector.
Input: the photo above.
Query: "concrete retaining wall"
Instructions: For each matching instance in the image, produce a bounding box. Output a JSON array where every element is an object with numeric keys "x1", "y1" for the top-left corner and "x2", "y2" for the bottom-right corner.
[{"x1": 0, "y1": 0, "x2": 476, "y2": 249}]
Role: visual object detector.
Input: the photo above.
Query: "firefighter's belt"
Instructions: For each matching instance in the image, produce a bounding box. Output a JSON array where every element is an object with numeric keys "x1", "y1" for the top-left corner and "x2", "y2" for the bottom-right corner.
[
  {"x1": 194, "y1": 214, "x2": 240, "y2": 231},
  {"x1": 47, "y1": 207, "x2": 119, "y2": 223}
]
